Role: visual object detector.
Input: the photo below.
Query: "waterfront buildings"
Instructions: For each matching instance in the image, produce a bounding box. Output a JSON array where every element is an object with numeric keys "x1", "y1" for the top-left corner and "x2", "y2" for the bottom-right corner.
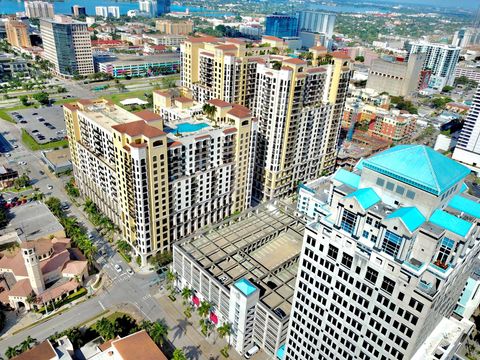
[
  {"x1": 181, "y1": 37, "x2": 352, "y2": 202},
  {"x1": 64, "y1": 97, "x2": 253, "y2": 263},
  {"x1": 172, "y1": 201, "x2": 305, "y2": 357},
  {"x1": 5, "y1": 20, "x2": 31, "y2": 49},
  {"x1": 95, "y1": 6, "x2": 120, "y2": 19},
  {"x1": 40, "y1": 15, "x2": 94, "y2": 77},
  {"x1": 139, "y1": 0, "x2": 169, "y2": 17},
  {"x1": 265, "y1": 13, "x2": 298, "y2": 38},
  {"x1": 453, "y1": 84, "x2": 480, "y2": 172},
  {"x1": 366, "y1": 54, "x2": 428, "y2": 97},
  {"x1": 155, "y1": 20, "x2": 193, "y2": 35},
  {"x1": 407, "y1": 41, "x2": 461, "y2": 90},
  {"x1": 24, "y1": 1, "x2": 54, "y2": 19},
  {"x1": 285, "y1": 145, "x2": 479, "y2": 359},
  {"x1": 297, "y1": 11, "x2": 335, "y2": 35},
  {"x1": 71, "y1": 5, "x2": 86, "y2": 17}
]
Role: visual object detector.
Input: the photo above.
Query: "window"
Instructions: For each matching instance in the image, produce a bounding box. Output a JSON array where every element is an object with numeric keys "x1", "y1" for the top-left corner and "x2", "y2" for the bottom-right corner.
[
  {"x1": 366, "y1": 217, "x2": 373, "y2": 225},
  {"x1": 381, "y1": 276, "x2": 395, "y2": 295},
  {"x1": 386, "y1": 182, "x2": 395, "y2": 191},
  {"x1": 381, "y1": 231, "x2": 403, "y2": 258},
  {"x1": 362, "y1": 231, "x2": 369, "y2": 239},
  {"x1": 341, "y1": 209, "x2": 357, "y2": 234},
  {"x1": 328, "y1": 245, "x2": 339, "y2": 260},
  {"x1": 341, "y1": 253, "x2": 353, "y2": 269},
  {"x1": 437, "y1": 237, "x2": 454, "y2": 265},
  {"x1": 406, "y1": 190, "x2": 415, "y2": 199},
  {"x1": 366, "y1": 267, "x2": 378, "y2": 284},
  {"x1": 395, "y1": 186, "x2": 405, "y2": 195},
  {"x1": 376, "y1": 178, "x2": 385, "y2": 187}
]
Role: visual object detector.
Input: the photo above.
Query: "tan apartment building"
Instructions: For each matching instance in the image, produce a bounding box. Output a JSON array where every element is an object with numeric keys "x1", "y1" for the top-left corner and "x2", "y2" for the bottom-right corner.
[
  {"x1": 65, "y1": 97, "x2": 253, "y2": 263},
  {"x1": 181, "y1": 37, "x2": 352, "y2": 202},
  {"x1": 5, "y1": 20, "x2": 31, "y2": 48},
  {"x1": 155, "y1": 20, "x2": 193, "y2": 35}
]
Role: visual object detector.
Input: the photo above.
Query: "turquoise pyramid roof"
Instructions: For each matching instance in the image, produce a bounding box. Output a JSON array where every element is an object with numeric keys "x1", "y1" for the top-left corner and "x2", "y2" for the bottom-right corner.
[
  {"x1": 386, "y1": 207, "x2": 426, "y2": 232},
  {"x1": 345, "y1": 188, "x2": 381, "y2": 210},
  {"x1": 363, "y1": 145, "x2": 470, "y2": 196},
  {"x1": 234, "y1": 278, "x2": 257, "y2": 297}
]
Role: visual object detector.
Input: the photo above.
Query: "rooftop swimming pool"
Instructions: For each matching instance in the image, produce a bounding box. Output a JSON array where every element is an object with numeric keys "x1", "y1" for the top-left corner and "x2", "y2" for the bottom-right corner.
[{"x1": 165, "y1": 122, "x2": 209, "y2": 134}]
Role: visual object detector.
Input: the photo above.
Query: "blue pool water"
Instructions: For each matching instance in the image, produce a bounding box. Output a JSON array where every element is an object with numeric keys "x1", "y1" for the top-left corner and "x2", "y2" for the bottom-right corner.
[{"x1": 166, "y1": 122, "x2": 209, "y2": 134}]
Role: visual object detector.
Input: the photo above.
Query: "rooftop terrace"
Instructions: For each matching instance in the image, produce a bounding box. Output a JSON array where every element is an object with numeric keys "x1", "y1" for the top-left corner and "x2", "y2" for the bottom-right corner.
[{"x1": 178, "y1": 202, "x2": 305, "y2": 318}]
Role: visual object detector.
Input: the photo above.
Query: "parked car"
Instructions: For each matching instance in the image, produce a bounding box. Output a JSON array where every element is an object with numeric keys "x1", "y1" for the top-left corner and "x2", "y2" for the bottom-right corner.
[
  {"x1": 47, "y1": 184, "x2": 53, "y2": 190},
  {"x1": 244, "y1": 345, "x2": 259, "y2": 359},
  {"x1": 114, "y1": 264, "x2": 122, "y2": 273}
]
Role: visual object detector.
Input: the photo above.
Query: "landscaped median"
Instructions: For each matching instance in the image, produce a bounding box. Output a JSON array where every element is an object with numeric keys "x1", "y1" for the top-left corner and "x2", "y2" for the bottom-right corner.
[
  {"x1": 21, "y1": 128, "x2": 68, "y2": 151},
  {"x1": 36, "y1": 287, "x2": 88, "y2": 314}
]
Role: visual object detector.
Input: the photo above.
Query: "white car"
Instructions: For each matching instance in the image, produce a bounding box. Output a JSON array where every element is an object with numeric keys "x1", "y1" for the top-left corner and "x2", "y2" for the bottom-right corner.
[
  {"x1": 244, "y1": 345, "x2": 259, "y2": 359},
  {"x1": 47, "y1": 184, "x2": 53, "y2": 190},
  {"x1": 114, "y1": 264, "x2": 122, "y2": 273},
  {"x1": 127, "y1": 268, "x2": 134, "y2": 275}
]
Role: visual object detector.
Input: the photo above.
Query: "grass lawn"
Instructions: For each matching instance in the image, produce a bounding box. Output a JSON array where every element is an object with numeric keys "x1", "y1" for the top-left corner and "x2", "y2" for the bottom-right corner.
[
  {"x1": 105, "y1": 311, "x2": 130, "y2": 323},
  {"x1": 21, "y1": 128, "x2": 69, "y2": 151},
  {"x1": 101, "y1": 89, "x2": 151, "y2": 106},
  {"x1": 0, "y1": 104, "x2": 31, "y2": 123}
]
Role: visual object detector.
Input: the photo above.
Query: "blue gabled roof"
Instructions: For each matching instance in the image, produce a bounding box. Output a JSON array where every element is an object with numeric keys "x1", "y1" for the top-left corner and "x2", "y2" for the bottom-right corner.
[
  {"x1": 386, "y1": 207, "x2": 426, "y2": 232},
  {"x1": 234, "y1": 278, "x2": 257, "y2": 297},
  {"x1": 345, "y1": 188, "x2": 381, "y2": 210},
  {"x1": 363, "y1": 145, "x2": 470, "y2": 196},
  {"x1": 333, "y1": 168, "x2": 360, "y2": 189},
  {"x1": 429, "y1": 209, "x2": 473, "y2": 237},
  {"x1": 448, "y1": 195, "x2": 480, "y2": 219}
]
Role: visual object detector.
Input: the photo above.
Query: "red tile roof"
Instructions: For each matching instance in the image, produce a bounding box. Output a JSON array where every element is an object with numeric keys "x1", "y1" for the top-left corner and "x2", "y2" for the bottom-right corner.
[
  {"x1": 112, "y1": 331, "x2": 167, "y2": 360},
  {"x1": 38, "y1": 279, "x2": 79, "y2": 303},
  {"x1": 228, "y1": 105, "x2": 251, "y2": 119},
  {"x1": 167, "y1": 141, "x2": 183, "y2": 148},
  {"x1": 153, "y1": 90, "x2": 171, "y2": 97},
  {"x1": 331, "y1": 51, "x2": 351, "y2": 59},
  {"x1": 223, "y1": 128, "x2": 237, "y2": 134},
  {"x1": 195, "y1": 135, "x2": 211, "y2": 141},
  {"x1": 187, "y1": 36, "x2": 219, "y2": 43},
  {"x1": 62, "y1": 103, "x2": 79, "y2": 111},
  {"x1": 134, "y1": 110, "x2": 161, "y2": 122},
  {"x1": 208, "y1": 99, "x2": 232, "y2": 108},
  {"x1": 62, "y1": 260, "x2": 87, "y2": 276},
  {"x1": 41, "y1": 249, "x2": 70, "y2": 274},
  {"x1": 215, "y1": 44, "x2": 238, "y2": 51},
  {"x1": 8, "y1": 279, "x2": 32, "y2": 298},
  {"x1": 310, "y1": 45, "x2": 327, "y2": 51},
  {"x1": 306, "y1": 67, "x2": 327, "y2": 73},
  {"x1": 112, "y1": 120, "x2": 165, "y2": 138},
  {"x1": 174, "y1": 96, "x2": 193, "y2": 103},
  {"x1": 283, "y1": 58, "x2": 307, "y2": 65},
  {"x1": 225, "y1": 38, "x2": 245, "y2": 45},
  {"x1": 11, "y1": 340, "x2": 56, "y2": 360},
  {"x1": 263, "y1": 35, "x2": 283, "y2": 41},
  {"x1": 129, "y1": 142, "x2": 149, "y2": 149}
]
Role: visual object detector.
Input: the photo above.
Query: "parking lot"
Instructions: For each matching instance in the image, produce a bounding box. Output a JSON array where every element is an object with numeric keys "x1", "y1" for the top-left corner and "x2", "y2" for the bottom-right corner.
[{"x1": 10, "y1": 106, "x2": 66, "y2": 144}]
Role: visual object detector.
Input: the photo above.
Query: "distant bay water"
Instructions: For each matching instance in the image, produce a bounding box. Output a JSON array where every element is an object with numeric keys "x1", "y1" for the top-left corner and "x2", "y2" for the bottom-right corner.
[{"x1": 0, "y1": 0, "x2": 232, "y2": 17}]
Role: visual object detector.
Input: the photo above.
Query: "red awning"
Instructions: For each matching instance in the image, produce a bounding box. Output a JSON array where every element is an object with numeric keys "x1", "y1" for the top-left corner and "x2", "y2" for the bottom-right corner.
[
  {"x1": 192, "y1": 295, "x2": 200, "y2": 306},
  {"x1": 210, "y1": 312, "x2": 218, "y2": 324}
]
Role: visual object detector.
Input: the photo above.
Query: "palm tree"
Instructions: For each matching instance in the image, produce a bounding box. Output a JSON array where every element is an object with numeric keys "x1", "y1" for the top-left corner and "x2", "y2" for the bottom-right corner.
[
  {"x1": 19, "y1": 336, "x2": 37, "y2": 352},
  {"x1": 26, "y1": 292, "x2": 37, "y2": 307},
  {"x1": 181, "y1": 287, "x2": 192, "y2": 305},
  {"x1": 95, "y1": 318, "x2": 115, "y2": 340},
  {"x1": 172, "y1": 349, "x2": 187, "y2": 360},
  {"x1": 148, "y1": 321, "x2": 168, "y2": 347},
  {"x1": 82, "y1": 241, "x2": 98, "y2": 266},
  {"x1": 217, "y1": 323, "x2": 232, "y2": 342},
  {"x1": 4, "y1": 346, "x2": 18, "y2": 359},
  {"x1": 198, "y1": 301, "x2": 211, "y2": 319},
  {"x1": 166, "y1": 269, "x2": 178, "y2": 295},
  {"x1": 202, "y1": 103, "x2": 217, "y2": 122}
]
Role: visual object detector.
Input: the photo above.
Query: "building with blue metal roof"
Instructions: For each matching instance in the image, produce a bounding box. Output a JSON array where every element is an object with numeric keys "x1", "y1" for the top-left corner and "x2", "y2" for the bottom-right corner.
[{"x1": 288, "y1": 145, "x2": 480, "y2": 360}]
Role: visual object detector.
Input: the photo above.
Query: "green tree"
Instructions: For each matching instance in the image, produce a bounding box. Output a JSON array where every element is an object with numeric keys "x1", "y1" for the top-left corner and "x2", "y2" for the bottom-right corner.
[
  {"x1": 432, "y1": 96, "x2": 453, "y2": 109},
  {"x1": 198, "y1": 301, "x2": 211, "y2": 318},
  {"x1": 181, "y1": 287, "x2": 192, "y2": 305},
  {"x1": 172, "y1": 349, "x2": 187, "y2": 360},
  {"x1": 32, "y1": 91, "x2": 50, "y2": 105},
  {"x1": 202, "y1": 103, "x2": 217, "y2": 121},
  {"x1": 19, "y1": 95, "x2": 29, "y2": 106},
  {"x1": 148, "y1": 321, "x2": 168, "y2": 347},
  {"x1": 116, "y1": 240, "x2": 131, "y2": 254},
  {"x1": 0, "y1": 207, "x2": 8, "y2": 229},
  {"x1": 95, "y1": 318, "x2": 116, "y2": 340},
  {"x1": 4, "y1": 347, "x2": 18, "y2": 359},
  {"x1": 442, "y1": 85, "x2": 454, "y2": 93},
  {"x1": 45, "y1": 197, "x2": 63, "y2": 218},
  {"x1": 19, "y1": 336, "x2": 37, "y2": 352},
  {"x1": 14, "y1": 174, "x2": 30, "y2": 189},
  {"x1": 355, "y1": 55, "x2": 365, "y2": 62},
  {"x1": 148, "y1": 251, "x2": 172, "y2": 268}
]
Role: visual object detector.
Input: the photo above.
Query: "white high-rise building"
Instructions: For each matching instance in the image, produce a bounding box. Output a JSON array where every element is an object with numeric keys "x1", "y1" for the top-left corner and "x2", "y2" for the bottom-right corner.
[
  {"x1": 40, "y1": 15, "x2": 94, "y2": 77},
  {"x1": 139, "y1": 0, "x2": 157, "y2": 17},
  {"x1": 284, "y1": 145, "x2": 480, "y2": 360},
  {"x1": 407, "y1": 41, "x2": 461, "y2": 90},
  {"x1": 95, "y1": 6, "x2": 108, "y2": 18},
  {"x1": 107, "y1": 6, "x2": 120, "y2": 18},
  {"x1": 24, "y1": 1, "x2": 54, "y2": 18},
  {"x1": 453, "y1": 84, "x2": 480, "y2": 171},
  {"x1": 452, "y1": 28, "x2": 480, "y2": 48},
  {"x1": 297, "y1": 11, "x2": 335, "y2": 36}
]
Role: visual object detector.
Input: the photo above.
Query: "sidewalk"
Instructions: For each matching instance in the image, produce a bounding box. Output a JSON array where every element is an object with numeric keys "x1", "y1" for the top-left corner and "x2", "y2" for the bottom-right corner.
[{"x1": 156, "y1": 293, "x2": 245, "y2": 360}]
